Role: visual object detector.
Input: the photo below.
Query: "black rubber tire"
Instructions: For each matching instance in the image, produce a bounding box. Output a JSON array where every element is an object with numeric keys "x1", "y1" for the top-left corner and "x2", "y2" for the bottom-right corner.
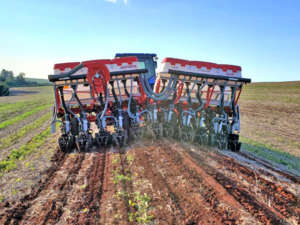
[
  {"x1": 122, "y1": 112, "x2": 131, "y2": 131},
  {"x1": 70, "y1": 117, "x2": 79, "y2": 136},
  {"x1": 88, "y1": 135, "x2": 93, "y2": 149},
  {"x1": 236, "y1": 142, "x2": 241, "y2": 152},
  {"x1": 67, "y1": 135, "x2": 75, "y2": 149},
  {"x1": 59, "y1": 137, "x2": 67, "y2": 153}
]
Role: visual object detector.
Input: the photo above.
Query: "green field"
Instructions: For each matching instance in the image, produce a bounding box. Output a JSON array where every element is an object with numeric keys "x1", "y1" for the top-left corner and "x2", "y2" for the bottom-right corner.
[{"x1": 0, "y1": 86, "x2": 55, "y2": 177}]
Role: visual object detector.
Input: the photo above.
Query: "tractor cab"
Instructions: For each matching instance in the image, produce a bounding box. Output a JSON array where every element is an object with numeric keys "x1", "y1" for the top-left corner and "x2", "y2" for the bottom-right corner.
[{"x1": 115, "y1": 53, "x2": 158, "y2": 89}]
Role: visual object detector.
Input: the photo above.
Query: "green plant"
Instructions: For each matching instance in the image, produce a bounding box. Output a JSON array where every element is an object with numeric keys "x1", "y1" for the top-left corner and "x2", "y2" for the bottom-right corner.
[
  {"x1": 0, "y1": 112, "x2": 52, "y2": 149},
  {"x1": 112, "y1": 155, "x2": 121, "y2": 164},
  {"x1": 114, "y1": 213, "x2": 122, "y2": 220},
  {"x1": 126, "y1": 153, "x2": 134, "y2": 166},
  {"x1": 116, "y1": 191, "x2": 129, "y2": 198},
  {"x1": 111, "y1": 167, "x2": 131, "y2": 184},
  {"x1": 25, "y1": 162, "x2": 31, "y2": 169},
  {"x1": 0, "y1": 103, "x2": 53, "y2": 130},
  {"x1": 113, "y1": 174, "x2": 131, "y2": 184},
  {"x1": 128, "y1": 212, "x2": 133, "y2": 222},
  {"x1": 0, "y1": 126, "x2": 52, "y2": 174},
  {"x1": 0, "y1": 194, "x2": 3, "y2": 203},
  {"x1": 11, "y1": 189, "x2": 18, "y2": 195},
  {"x1": 130, "y1": 192, "x2": 153, "y2": 224}
]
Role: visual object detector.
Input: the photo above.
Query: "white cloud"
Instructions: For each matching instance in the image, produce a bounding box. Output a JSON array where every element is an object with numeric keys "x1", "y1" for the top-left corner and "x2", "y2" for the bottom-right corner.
[{"x1": 105, "y1": 0, "x2": 127, "y2": 4}]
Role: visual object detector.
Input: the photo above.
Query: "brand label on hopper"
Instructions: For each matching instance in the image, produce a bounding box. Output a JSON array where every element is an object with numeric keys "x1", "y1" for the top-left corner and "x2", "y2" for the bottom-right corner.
[{"x1": 121, "y1": 65, "x2": 137, "y2": 69}]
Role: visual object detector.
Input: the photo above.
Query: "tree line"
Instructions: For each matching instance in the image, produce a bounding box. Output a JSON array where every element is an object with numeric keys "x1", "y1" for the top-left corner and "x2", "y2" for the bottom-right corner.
[
  {"x1": 0, "y1": 69, "x2": 30, "y2": 86},
  {"x1": 0, "y1": 69, "x2": 51, "y2": 87}
]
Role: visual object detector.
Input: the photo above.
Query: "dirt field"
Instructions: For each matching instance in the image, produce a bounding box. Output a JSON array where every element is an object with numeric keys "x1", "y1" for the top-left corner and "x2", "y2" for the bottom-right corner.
[
  {"x1": 0, "y1": 86, "x2": 53, "y2": 103},
  {"x1": 240, "y1": 81, "x2": 300, "y2": 156},
  {"x1": 0, "y1": 85, "x2": 299, "y2": 225},
  {"x1": 0, "y1": 140, "x2": 299, "y2": 225}
]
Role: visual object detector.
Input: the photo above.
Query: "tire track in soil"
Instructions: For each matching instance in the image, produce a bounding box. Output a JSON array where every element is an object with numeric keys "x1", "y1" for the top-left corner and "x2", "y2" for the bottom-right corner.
[
  {"x1": 214, "y1": 156, "x2": 300, "y2": 221},
  {"x1": 56, "y1": 152, "x2": 96, "y2": 224},
  {"x1": 238, "y1": 151, "x2": 300, "y2": 184},
  {"x1": 99, "y1": 151, "x2": 119, "y2": 225},
  {"x1": 18, "y1": 153, "x2": 86, "y2": 225},
  {"x1": 132, "y1": 146, "x2": 183, "y2": 224},
  {"x1": 138, "y1": 141, "x2": 246, "y2": 225},
  {"x1": 0, "y1": 148, "x2": 67, "y2": 224},
  {"x1": 175, "y1": 141, "x2": 290, "y2": 224},
  {"x1": 205, "y1": 149, "x2": 300, "y2": 207},
  {"x1": 71, "y1": 149, "x2": 108, "y2": 225}
]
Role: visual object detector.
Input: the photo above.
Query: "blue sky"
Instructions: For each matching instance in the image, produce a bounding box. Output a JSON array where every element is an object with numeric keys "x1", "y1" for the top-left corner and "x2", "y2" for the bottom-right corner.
[{"x1": 0, "y1": 0, "x2": 299, "y2": 82}]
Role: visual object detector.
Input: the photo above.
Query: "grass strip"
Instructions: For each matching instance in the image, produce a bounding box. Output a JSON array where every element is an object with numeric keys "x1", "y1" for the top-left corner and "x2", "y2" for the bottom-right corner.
[
  {"x1": 0, "y1": 104, "x2": 53, "y2": 130},
  {"x1": 0, "y1": 126, "x2": 53, "y2": 174},
  {"x1": 240, "y1": 136, "x2": 300, "y2": 171},
  {"x1": 0, "y1": 112, "x2": 52, "y2": 149}
]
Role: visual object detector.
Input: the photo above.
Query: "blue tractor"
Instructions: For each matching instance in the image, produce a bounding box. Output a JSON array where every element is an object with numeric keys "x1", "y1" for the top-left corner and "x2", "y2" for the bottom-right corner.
[{"x1": 115, "y1": 53, "x2": 158, "y2": 89}]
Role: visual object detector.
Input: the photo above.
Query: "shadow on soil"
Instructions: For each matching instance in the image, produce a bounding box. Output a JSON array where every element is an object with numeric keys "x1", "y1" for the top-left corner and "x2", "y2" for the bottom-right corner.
[{"x1": 9, "y1": 90, "x2": 39, "y2": 96}]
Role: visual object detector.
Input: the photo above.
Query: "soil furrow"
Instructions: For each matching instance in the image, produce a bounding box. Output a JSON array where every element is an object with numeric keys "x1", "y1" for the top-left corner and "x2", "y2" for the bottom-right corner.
[
  {"x1": 0, "y1": 135, "x2": 299, "y2": 225},
  {"x1": 141, "y1": 141, "x2": 244, "y2": 224},
  {"x1": 55, "y1": 152, "x2": 95, "y2": 224},
  {"x1": 203, "y1": 148, "x2": 300, "y2": 210},
  {"x1": 238, "y1": 151, "x2": 300, "y2": 184},
  {"x1": 99, "y1": 152, "x2": 119, "y2": 224},
  {"x1": 217, "y1": 157, "x2": 300, "y2": 219},
  {"x1": 68, "y1": 149, "x2": 107, "y2": 224},
  {"x1": 19, "y1": 153, "x2": 86, "y2": 225},
  {"x1": 177, "y1": 142, "x2": 284, "y2": 224},
  {"x1": 0, "y1": 149, "x2": 67, "y2": 224},
  {"x1": 133, "y1": 145, "x2": 185, "y2": 224}
]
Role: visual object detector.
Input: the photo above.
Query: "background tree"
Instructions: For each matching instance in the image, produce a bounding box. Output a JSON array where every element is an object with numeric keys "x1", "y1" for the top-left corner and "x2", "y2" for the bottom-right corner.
[
  {"x1": 15, "y1": 72, "x2": 26, "y2": 85},
  {"x1": 0, "y1": 69, "x2": 8, "y2": 80},
  {"x1": 6, "y1": 71, "x2": 15, "y2": 82}
]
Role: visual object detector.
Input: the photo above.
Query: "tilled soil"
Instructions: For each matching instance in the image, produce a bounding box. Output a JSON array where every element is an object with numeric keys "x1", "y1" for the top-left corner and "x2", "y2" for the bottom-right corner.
[{"x1": 0, "y1": 139, "x2": 299, "y2": 225}]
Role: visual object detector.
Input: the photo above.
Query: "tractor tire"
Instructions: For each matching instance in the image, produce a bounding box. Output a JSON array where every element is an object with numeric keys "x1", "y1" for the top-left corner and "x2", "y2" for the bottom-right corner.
[
  {"x1": 122, "y1": 112, "x2": 131, "y2": 139},
  {"x1": 58, "y1": 137, "x2": 67, "y2": 153},
  {"x1": 71, "y1": 117, "x2": 79, "y2": 136},
  {"x1": 122, "y1": 112, "x2": 131, "y2": 130},
  {"x1": 67, "y1": 135, "x2": 76, "y2": 149}
]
